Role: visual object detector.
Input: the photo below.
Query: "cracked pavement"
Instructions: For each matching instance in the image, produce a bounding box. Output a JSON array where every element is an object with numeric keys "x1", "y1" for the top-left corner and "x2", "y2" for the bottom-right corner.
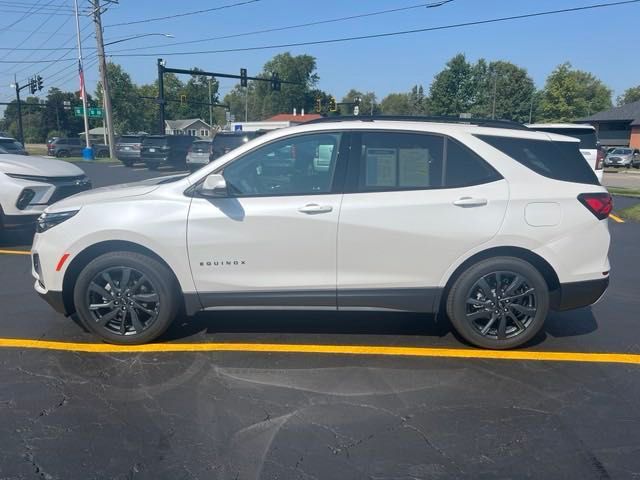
[{"x1": 0, "y1": 164, "x2": 639, "y2": 479}]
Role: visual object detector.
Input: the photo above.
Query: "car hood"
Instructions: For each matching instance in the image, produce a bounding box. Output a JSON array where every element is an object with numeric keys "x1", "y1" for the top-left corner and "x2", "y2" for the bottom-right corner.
[
  {"x1": 0, "y1": 154, "x2": 84, "y2": 177},
  {"x1": 45, "y1": 174, "x2": 189, "y2": 212}
]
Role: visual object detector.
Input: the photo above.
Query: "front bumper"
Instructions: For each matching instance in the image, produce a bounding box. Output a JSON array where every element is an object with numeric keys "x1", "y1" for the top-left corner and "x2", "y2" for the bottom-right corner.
[
  {"x1": 36, "y1": 285, "x2": 67, "y2": 315},
  {"x1": 551, "y1": 277, "x2": 609, "y2": 311},
  {"x1": 1, "y1": 213, "x2": 39, "y2": 229}
]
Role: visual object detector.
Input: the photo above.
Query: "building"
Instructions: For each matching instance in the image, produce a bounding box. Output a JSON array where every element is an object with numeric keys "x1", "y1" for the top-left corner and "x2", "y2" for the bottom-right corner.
[
  {"x1": 578, "y1": 100, "x2": 640, "y2": 148},
  {"x1": 228, "y1": 110, "x2": 322, "y2": 133},
  {"x1": 164, "y1": 119, "x2": 212, "y2": 138},
  {"x1": 79, "y1": 127, "x2": 114, "y2": 143}
]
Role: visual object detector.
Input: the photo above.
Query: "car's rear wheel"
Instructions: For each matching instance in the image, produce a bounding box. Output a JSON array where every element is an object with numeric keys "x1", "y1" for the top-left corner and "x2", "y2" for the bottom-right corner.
[
  {"x1": 446, "y1": 257, "x2": 549, "y2": 349},
  {"x1": 56, "y1": 150, "x2": 69, "y2": 158},
  {"x1": 121, "y1": 159, "x2": 134, "y2": 167},
  {"x1": 146, "y1": 162, "x2": 159, "y2": 170},
  {"x1": 73, "y1": 251, "x2": 179, "y2": 344}
]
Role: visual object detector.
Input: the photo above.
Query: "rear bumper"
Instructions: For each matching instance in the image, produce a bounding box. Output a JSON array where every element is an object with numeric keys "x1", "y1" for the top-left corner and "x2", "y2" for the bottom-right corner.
[
  {"x1": 116, "y1": 151, "x2": 141, "y2": 160},
  {"x1": 551, "y1": 277, "x2": 609, "y2": 311}
]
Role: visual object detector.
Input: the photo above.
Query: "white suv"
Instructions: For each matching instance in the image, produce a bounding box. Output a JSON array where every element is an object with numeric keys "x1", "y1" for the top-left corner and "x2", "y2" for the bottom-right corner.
[
  {"x1": 31, "y1": 117, "x2": 611, "y2": 349},
  {"x1": 1, "y1": 153, "x2": 91, "y2": 232}
]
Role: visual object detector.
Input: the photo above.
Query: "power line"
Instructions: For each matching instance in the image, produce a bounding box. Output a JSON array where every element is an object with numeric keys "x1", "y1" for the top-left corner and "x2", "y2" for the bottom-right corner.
[
  {"x1": 0, "y1": 0, "x2": 72, "y2": 61},
  {"x1": 108, "y1": 0, "x2": 454, "y2": 53},
  {"x1": 0, "y1": 0, "x2": 48, "y2": 32},
  {"x1": 104, "y1": 0, "x2": 261, "y2": 28},
  {"x1": 109, "y1": 1, "x2": 640, "y2": 58}
]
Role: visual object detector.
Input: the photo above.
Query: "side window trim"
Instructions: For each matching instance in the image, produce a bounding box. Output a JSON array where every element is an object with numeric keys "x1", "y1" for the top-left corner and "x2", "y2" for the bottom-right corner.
[{"x1": 210, "y1": 130, "x2": 351, "y2": 198}]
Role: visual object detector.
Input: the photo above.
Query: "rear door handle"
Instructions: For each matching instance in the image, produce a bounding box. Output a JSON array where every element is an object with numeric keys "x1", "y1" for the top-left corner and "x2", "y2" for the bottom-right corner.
[
  {"x1": 453, "y1": 197, "x2": 488, "y2": 207},
  {"x1": 298, "y1": 203, "x2": 333, "y2": 214}
]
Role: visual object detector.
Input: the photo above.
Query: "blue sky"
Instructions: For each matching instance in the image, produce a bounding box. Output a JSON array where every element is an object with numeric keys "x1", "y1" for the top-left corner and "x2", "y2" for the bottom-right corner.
[{"x1": 0, "y1": 0, "x2": 638, "y2": 108}]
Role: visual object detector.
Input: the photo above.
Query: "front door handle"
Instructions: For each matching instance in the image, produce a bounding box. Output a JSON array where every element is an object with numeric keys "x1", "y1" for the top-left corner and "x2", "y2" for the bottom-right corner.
[
  {"x1": 453, "y1": 197, "x2": 488, "y2": 207},
  {"x1": 298, "y1": 203, "x2": 333, "y2": 214}
]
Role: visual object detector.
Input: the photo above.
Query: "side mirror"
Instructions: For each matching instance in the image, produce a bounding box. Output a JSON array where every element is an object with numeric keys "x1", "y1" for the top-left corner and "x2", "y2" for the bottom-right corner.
[{"x1": 199, "y1": 173, "x2": 227, "y2": 197}]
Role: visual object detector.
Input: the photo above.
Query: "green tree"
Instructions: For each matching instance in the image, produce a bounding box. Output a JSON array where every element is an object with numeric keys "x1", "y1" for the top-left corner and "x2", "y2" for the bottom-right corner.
[
  {"x1": 341, "y1": 89, "x2": 379, "y2": 116},
  {"x1": 471, "y1": 60, "x2": 536, "y2": 122},
  {"x1": 379, "y1": 93, "x2": 411, "y2": 115},
  {"x1": 617, "y1": 85, "x2": 640, "y2": 106},
  {"x1": 96, "y1": 63, "x2": 143, "y2": 135},
  {"x1": 428, "y1": 53, "x2": 477, "y2": 116},
  {"x1": 224, "y1": 52, "x2": 321, "y2": 121},
  {"x1": 538, "y1": 62, "x2": 612, "y2": 122}
]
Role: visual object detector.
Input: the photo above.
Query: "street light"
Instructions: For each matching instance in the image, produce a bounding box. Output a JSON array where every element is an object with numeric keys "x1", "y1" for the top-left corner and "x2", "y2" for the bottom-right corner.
[{"x1": 104, "y1": 33, "x2": 173, "y2": 47}]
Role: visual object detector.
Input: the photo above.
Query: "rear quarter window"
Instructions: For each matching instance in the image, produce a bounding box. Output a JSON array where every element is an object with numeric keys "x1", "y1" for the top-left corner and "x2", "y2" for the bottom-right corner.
[{"x1": 476, "y1": 135, "x2": 599, "y2": 186}]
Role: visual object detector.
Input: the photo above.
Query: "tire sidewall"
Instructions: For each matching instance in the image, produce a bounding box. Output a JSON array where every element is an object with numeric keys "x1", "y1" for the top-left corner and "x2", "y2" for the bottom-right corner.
[
  {"x1": 73, "y1": 252, "x2": 178, "y2": 344},
  {"x1": 447, "y1": 257, "x2": 549, "y2": 349}
]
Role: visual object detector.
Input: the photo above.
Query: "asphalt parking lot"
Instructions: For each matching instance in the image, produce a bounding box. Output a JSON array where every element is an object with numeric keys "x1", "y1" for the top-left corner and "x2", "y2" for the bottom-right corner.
[{"x1": 1, "y1": 163, "x2": 639, "y2": 479}]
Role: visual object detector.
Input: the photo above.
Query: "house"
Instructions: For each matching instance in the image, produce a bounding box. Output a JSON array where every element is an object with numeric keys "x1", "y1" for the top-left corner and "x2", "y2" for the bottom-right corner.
[
  {"x1": 165, "y1": 119, "x2": 212, "y2": 138},
  {"x1": 228, "y1": 110, "x2": 322, "y2": 133},
  {"x1": 79, "y1": 127, "x2": 114, "y2": 143},
  {"x1": 578, "y1": 100, "x2": 640, "y2": 148}
]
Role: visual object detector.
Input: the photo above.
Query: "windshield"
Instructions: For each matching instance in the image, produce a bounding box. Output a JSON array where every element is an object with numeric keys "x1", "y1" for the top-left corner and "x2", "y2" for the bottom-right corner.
[
  {"x1": 143, "y1": 136, "x2": 168, "y2": 146},
  {"x1": 532, "y1": 127, "x2": 598, "y2": 149},
  {"x1": 118, "y1": 135, "x2": 143, "y2": 144},
  {"x1": 611, "y1": 148, "x2": 632, "y2": 155},
  {"x1": 0, "y1": 139, "x2": 23, "y2": 151},
  {"x1": 213, "y1": 134, "x2": 252, "y2": 150}
]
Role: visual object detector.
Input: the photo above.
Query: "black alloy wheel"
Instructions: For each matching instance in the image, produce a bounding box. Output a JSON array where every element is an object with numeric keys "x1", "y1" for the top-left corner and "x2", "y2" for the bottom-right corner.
[
  {"x1": 465, "y1": 271, "x2": 537, "y2": 340},
  {"x1": 85, "y1": 266, "x2": 160, "y2": 336},
  {"x1": 73, "y1": 251, "x2": 179, "y2": 344},
  {"x1": 447, "y1": 257, "x2": 549, "y2": 349}
]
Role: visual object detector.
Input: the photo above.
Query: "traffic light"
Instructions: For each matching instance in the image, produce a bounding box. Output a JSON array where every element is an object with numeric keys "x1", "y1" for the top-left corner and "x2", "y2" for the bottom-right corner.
[
  {"x1": 240, "y1": 68, "x2": 247, "y2": 87},
  {"x1": 270, "y1": 72, "x2": 281, "y2": 92},
  {"x1": 37, "y1": 75, "x2": 43, "y2": 91},
  {"x1": 29, "y1": 77, "x2": 37, "y2": 94},
  {"x1": 315, "y1": 97, "x2": 322, "y2": 113},
  {"x1": 329, "y1": 96, "x2": 337, "y2": 112}
]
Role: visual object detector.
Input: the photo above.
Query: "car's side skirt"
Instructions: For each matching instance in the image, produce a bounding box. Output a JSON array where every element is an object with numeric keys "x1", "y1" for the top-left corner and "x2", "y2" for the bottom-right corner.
[{"x1": 186, "y1": 288, "x2": 442, "y2": 315}]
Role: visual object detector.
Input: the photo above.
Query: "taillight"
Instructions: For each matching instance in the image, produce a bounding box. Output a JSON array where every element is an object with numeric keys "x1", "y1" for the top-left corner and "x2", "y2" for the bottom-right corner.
[
  {"x1": 596, "y1": 149, "x2": 605, "y2": 170},
  {"x1": 578, "y1": 193, "x2": 612, "y2": 220}
]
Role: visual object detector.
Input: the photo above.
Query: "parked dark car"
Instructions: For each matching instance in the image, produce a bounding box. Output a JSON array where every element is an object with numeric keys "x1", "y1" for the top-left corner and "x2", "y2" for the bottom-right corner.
[
  {"x1": 140, "y1": 135, "x2": 195, "y2": 170},
  {"x1": 210, "y1": 131, "x2": 256, "y2": 160},
  {"x1": 0, "y1": 137, "x2": 28, "y2": 155},
  {"x1": 47, "y1": 138, "x2": 109, "y2": 158},
  {"x1": 116, "y1": 134, "x2": 145, "y2": 167}
]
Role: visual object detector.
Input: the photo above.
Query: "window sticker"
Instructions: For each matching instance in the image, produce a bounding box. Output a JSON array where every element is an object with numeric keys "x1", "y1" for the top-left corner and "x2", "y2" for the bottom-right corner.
[
  {"x1": 366, "y1": 148, "x2": 397, "y2": 186},
  {"x1": 399, "y1": 148, "x2": 430, "y2": 187}
]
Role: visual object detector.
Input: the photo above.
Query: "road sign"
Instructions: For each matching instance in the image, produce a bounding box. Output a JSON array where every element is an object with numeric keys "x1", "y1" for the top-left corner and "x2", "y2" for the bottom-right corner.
[{"x1": 74, "y1": 106, "x2": 104, "y2": 118}]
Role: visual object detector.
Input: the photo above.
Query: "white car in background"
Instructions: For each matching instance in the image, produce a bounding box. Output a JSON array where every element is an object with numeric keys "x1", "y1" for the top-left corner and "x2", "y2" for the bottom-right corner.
[
  {"x1": 0, "y1": 153, "x2": 91, "y2": 232},
  {"x1": 526, "y1": 123, "x2": 604, "y2": 183},
  {"x1": 31, "y1": 117, "x2": 612, "y2": 349}
]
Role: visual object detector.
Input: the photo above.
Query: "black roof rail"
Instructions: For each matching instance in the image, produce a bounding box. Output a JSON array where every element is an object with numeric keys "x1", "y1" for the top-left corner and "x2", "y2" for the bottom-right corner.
[{"x1": 304, "y1": 115, "x2": 528, "y2": 130}]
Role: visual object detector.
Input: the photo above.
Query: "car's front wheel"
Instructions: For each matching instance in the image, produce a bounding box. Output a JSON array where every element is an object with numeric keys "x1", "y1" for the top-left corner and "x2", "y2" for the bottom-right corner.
[
  {"x1": 73, "y1": 251, "x2": 179, "y2": 344},
  {"x1": 446, "y1": 257, "x2": 549, "y2": 349}
]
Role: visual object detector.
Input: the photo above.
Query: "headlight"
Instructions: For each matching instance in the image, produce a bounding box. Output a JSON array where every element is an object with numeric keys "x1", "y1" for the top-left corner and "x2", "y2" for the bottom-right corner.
[{"x1": 36, "y1": 210, "x2": 79, "y2": 233}]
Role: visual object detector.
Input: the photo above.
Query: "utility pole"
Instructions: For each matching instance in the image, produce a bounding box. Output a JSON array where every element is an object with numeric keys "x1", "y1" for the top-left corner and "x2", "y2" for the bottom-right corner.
[
  {"x1": 157, "y1": 58, "x2": 165, "y2": 135},
  {"x1": 14, "y1": 75, "x2": 24, "y2": 145},
  {"x1": 208, "y1": 78, "x2": 213, "y2": 128},
  {"x1": 92, "y1": 0, "x2": 116, "y2": 158},
  {"x1": 73, "y1": 0, "x2": 92, "y2": 158},
  {"x1": 491, "y1": 74, "x2": 498, "y2": 120}
]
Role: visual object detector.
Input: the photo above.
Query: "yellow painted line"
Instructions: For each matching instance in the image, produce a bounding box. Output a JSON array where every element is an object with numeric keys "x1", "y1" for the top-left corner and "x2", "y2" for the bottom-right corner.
[
  {"x1": 609, "y1": 213, "x2": 625, "y2": 223},
  {"x1": 0, "y1": 338, "x2": 639, "y2": 365},
  {"x1": 0, "y1": 249, "x2": 30, "y2": 256}
]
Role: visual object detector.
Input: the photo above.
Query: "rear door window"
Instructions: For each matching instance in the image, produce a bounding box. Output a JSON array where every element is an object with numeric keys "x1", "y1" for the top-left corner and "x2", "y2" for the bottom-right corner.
[
  {"x1": 351, "y1": 132, "x2": 501, "y2": 192},
  {"x1": 143, "y1": 136, "x2": 168, "y2": 147},
  {"x1": 477, "y1": 135, "x2": 599, "y2": 185},
  {"x1": 118, "y1": 135, "x2": 142, "y2": 144}
]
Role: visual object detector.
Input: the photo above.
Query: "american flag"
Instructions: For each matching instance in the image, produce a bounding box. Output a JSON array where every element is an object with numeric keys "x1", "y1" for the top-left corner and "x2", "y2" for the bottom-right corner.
[{"x1": 78, "y1": 59, "x2": 85, "y2": 100}]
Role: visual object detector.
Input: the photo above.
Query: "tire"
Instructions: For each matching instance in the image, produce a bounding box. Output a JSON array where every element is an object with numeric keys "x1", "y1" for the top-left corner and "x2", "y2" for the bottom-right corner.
[
  {"x1": 121, "y1": 160, "x2": 134, "y2": 167},
  {"x1": 73, "y1": 251, "x2": 180, "y2": 344},
  {"x1": 56, "y1": 150, "x2": 69, "y2": 158},
  {"x1": 146, "y1": 162, "x2": 159, "y2": 170},
  {"x1": 96, "y1": 149, "x2": 109, "y2": 158},
  {"x1": 446, "y1": 257, "x2": 549, "y2": 349}
]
